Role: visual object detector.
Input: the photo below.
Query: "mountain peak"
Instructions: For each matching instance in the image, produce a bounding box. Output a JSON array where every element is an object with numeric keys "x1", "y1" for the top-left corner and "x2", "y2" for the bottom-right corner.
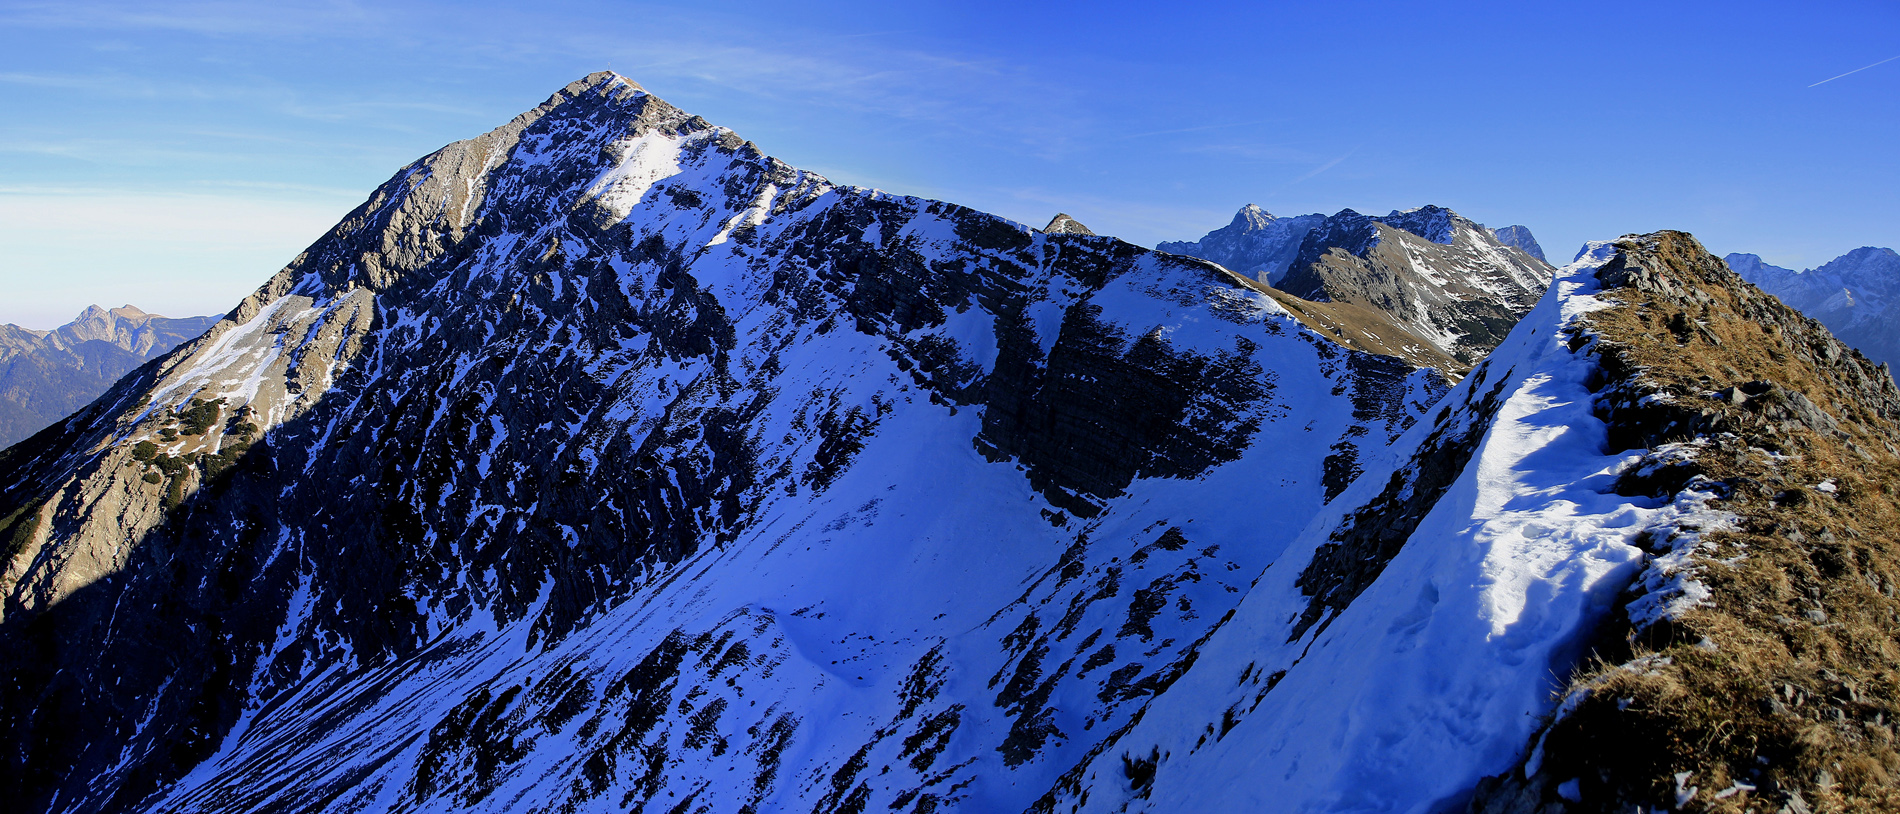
[
  {"x1": 1230, "y1": 203, "x2": 1274, "y2": 230},
  {"x1": 1042, "y1": 212, "x2": 1093, "y2": 234},
  {"x1": 568, "y1": 70, "x2": 645, "y2": 96}
]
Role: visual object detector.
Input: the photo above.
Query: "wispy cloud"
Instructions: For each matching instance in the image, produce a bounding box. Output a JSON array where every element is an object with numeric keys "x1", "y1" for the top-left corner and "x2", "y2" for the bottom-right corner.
[
  {"x1": 1809, "y1": 54, "x2": 1900, "y2": 87},
  {"x1": 1285, "y1": 145, "x2": 1360, "y2": 186},
  {"x1": 0, "y1": 1, "x2": 381, "y2": 37},
  {"x1": 1118, "y1": 121, "x2": 1274, "y2": 140},
  {"x1": 1182, "y1": 141, "x2": 1325, "y2": 163},
  {"x1": 0, "y1": 69, "x2": 486, "y2": 126}
]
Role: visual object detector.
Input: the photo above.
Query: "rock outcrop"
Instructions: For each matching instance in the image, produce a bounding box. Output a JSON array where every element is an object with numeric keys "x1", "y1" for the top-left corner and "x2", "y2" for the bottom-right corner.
[{"x1": 1042, "y1": 213, "x2": 1094, "y2": 235}]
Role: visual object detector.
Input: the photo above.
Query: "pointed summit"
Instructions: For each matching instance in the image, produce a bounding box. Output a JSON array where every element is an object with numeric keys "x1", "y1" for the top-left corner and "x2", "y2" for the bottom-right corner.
[
  {"x1": 1156, "y1": 205, "x2": 1326, "y2": 284},
  {"x1": 1042, "y1": 213, "x2": 1093, "y2": 235},
  {"x1": 1230, "y1": 203, "x2": 1274, "y2": 231}
]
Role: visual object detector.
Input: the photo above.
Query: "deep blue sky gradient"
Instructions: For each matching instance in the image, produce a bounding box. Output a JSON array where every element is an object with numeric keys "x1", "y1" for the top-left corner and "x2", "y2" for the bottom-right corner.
[{"x1": 2, "y1": 0, "x2": 1895, "y2": 327}]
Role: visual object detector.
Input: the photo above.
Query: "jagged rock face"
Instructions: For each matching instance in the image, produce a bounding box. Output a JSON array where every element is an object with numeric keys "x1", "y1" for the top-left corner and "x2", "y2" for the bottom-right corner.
[
  {"x1": 1729, "y1": 246, "x2": 1900, "y2": 367},
  {"x1": 0, "y1": 307, "x2": 218, "y2": 448},
  {"x1": 1487, "y1": 224, "x2": 1548, "y2": 264},
  {"x1": 1042, "y1": 213, "x2": 1094, "y2": 235},
  {"x1": 1155, "y1": 203, "x2": 1325, "y2": 285},
  {"x1": 1277, "y1": 206, "x2": 1554, "y2": 366},
  {"x1": 0, "y1": 73, "x2": 1448, "y2": 814}
]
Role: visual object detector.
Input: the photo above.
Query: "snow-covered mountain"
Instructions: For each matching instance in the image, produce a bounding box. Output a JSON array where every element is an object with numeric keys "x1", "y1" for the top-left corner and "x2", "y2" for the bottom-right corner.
[
  {"x1": 7, "y1": 73, "x2": 1898, "y2": 814},
  {"x1": 1729, "y1": 247, "x2": 1900, "y2": 367},
  {"x1": 1161, "y1": 204, "x2": 1553, "y2": 371},
  {"x1": 0, "y1": 306, "x2": 219, "y2": 448},
  {"x1": 1156, "y1": 204, "x2": 1326, "y2": 285}
]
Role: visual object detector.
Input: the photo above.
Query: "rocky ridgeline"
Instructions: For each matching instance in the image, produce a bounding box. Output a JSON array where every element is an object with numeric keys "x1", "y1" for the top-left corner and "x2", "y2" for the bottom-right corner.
[
  {"x1": 1275, "y1": 206, "x2": 1553, "y2": 367},
  {"x1": 9, "y1": 73, "x2": 1882, "y2": 814},
  {"x1": 1471, "y1": 233, "x2": 1900, "y2": 813},
  {"x1": 0, "y1": 73, "x2": 1447, "y2": 813}
]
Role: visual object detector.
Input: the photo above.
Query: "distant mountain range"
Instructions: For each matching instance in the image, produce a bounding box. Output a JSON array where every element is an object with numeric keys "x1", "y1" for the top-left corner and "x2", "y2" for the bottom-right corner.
[
  {"x1": 0, "y1": 306, "x2": 218, "y2": 449},
  {"x1": 1158, "y1": 204, "x2": 1553, "y2": 368},
  {"x1": 1728, "y1": 247, "x2": 1900, "y2": 367}
]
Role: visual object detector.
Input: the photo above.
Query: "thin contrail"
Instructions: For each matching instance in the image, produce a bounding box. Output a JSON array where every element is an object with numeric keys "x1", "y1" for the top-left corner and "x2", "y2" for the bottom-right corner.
[
  {"x1": 1809, "y1": 53, "x2": 1900, "y2": 87},
  {"x1": 1289, "y1": 146, "x2": 1359, "y2": 185}
]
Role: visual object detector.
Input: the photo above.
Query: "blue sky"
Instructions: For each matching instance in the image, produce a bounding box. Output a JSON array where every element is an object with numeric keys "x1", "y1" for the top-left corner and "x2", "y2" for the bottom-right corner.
[{"x1": 1, "y1": 0, "x2": 1895, "y2": 328}]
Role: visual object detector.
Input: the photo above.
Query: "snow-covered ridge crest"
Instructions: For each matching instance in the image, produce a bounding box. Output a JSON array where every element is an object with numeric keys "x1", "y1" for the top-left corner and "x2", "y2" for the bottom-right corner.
[{"x1": 1029, "y1": 245, "x2": 1729, "y2": 813}]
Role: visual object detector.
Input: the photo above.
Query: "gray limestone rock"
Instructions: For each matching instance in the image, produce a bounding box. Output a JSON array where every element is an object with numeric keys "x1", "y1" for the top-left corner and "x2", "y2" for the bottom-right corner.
[
  {"x1": 1277, "y1": 206, "x2": 1554, "y2": 365},
  {"x1": 1487, "y1": 224, "x2": 1548, "y2": 264}
]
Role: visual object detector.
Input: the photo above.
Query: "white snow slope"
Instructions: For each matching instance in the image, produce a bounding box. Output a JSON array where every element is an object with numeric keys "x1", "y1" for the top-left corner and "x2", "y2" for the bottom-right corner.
[{"x1": 1033, "y1": 250, "x2": 1739, "y2": 813}]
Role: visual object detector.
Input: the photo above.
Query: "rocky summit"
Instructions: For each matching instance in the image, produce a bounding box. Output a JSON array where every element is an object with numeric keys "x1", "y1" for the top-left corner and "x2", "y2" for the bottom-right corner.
[
  {"x1": 6, "y1": 73, "x2": 1900, "y2": 814},
  {"x1": 0, "y1": 306, "x2": 218, "y2": 449},
  {"x1": 1156, "y1": 203, "x2": 1326, "y2": 285},
  {"x1": 0, "y1": 72, "x2": 1446, "y2": 814}
]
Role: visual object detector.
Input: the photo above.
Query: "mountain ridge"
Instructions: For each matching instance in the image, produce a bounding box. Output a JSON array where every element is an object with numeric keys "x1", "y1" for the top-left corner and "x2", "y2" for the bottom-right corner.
[{"x1": 1158, "y1": 203, "x2": 1554, "y2": 371}]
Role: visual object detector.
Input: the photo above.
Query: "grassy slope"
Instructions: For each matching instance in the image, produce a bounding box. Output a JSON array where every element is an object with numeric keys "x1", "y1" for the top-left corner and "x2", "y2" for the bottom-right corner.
[{"x1": 1474, "y1": 232, "x2": 1900, "y2": 813}]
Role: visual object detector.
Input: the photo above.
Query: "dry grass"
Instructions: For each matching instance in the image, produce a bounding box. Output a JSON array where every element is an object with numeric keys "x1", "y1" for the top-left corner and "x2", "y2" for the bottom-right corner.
[
  {"x1": 1224, "y1": 273, "x2": 1465, "y2": 375},
  {"x1": 1520, "y1": 233, "x2": 1900, "y2": 812}
]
